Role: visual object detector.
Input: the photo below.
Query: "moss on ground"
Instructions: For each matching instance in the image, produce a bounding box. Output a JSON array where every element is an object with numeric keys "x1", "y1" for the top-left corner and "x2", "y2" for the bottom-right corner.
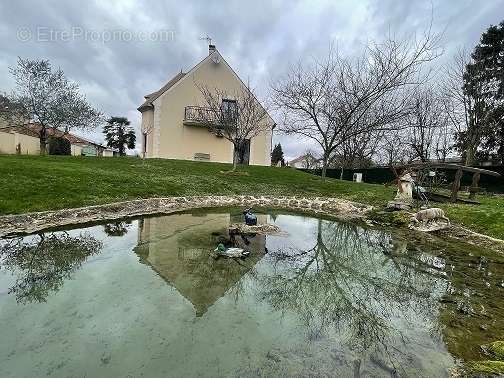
[
  {"x1": 467, "y1": 360, "x2": 504, "y2": 375},
  {"x1": 464, "y1": 341, "x2": 504, "y2": 376},
  {"x1": 367, "y1": 209, "x2": 411, "y2": 226},
  {"x1": 482, "y1": 341, "x2": 504, "y2": 361}
]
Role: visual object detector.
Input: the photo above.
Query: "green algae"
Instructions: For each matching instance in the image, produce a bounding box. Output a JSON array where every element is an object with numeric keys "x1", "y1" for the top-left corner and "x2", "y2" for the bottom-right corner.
[
  {"x1": 367, "y1": 209, "x2": 411, "y2": 226},
  {"x1": 467, "y1": 360, "x2": 504, "y2": 375},
  {"x1": 482, "y1": 341, "x2": 504, "y2": 361}
]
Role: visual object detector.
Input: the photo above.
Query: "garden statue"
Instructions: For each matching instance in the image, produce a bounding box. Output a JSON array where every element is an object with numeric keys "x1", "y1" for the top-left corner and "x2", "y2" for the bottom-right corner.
[
  {"x1": 213, "y1": 243, "x2": 249, "y2": 258},
  {"x1": 243, "y1": 208, "x2": 257, "y2": 226},
  {"x1": 387, "y1": 172, "x2": 415, "y2": 211},
  {"x1": 410, "y1": 208, "x2": 451, "y2": 232}
]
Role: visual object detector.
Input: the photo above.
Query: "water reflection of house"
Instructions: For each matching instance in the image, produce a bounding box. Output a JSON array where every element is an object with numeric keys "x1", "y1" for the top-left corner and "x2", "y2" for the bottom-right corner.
[{"x1": 135, "y1": 213, "x2": 266, "y2": 316}]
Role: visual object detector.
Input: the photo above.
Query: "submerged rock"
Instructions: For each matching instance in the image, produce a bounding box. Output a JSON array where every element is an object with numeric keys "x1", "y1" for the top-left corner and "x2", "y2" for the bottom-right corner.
[{"x1": 266, "y1": 350, "x2": 282, "y2": 363}]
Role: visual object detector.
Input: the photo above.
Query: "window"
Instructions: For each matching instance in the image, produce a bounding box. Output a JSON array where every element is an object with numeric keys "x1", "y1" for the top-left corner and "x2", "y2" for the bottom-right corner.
[
  {"x1": 194, "y1": 152, "x2": 211, "y2": 161},
  {"x1": 143, "y1": 133, "x2": 147, "y2": 154},
  {"x1": 220, "y1": 99, "x2": 237, "y2": 124}
]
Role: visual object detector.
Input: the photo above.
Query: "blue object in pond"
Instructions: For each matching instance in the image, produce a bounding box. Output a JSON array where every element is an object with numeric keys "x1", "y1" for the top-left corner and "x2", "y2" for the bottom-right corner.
[{"x1": 243, "y1": 208, "x2": 257, "y2": 226}]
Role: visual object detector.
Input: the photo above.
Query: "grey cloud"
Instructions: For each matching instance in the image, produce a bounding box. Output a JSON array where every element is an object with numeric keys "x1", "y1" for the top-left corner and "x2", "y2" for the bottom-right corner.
[{"x1": 0, "y1": 0, "x2": 502, "y2": 154}]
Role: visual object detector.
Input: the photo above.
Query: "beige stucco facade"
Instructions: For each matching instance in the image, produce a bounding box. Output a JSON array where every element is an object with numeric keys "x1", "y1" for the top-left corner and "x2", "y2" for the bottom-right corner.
[
  {"x1": 0, "y1": 128, "x2": 109, "y2": 157},
  {"x1": 139, "y1": 48, "x2": 273, "y2": 165},
  {"x1": 0, "y1": 130, "x2": 41, "y2": 155}
]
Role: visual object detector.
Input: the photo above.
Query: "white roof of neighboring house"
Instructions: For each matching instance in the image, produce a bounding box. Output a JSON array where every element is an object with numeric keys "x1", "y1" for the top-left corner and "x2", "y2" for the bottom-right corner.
[{"x1": 289, "y1": 154, "x2": 321, "y2": 165}]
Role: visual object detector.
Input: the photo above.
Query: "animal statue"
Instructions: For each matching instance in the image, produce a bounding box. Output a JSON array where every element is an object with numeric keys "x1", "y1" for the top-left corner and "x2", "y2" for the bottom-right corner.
[
  {"x1": 243, "y1": 208, "x2": 257, "y2": 226},
  {"x1": 411, "y1": 208, "x2": 450, "y2": 225},
  {"x1": 214, "y1": 243, "x2": 250, "y2": 258}
]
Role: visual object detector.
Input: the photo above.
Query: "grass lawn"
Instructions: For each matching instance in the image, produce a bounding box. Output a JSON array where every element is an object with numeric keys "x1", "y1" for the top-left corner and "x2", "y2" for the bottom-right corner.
[{"x1": 0, "y1": 154, "x2": 503, "y2": 239}]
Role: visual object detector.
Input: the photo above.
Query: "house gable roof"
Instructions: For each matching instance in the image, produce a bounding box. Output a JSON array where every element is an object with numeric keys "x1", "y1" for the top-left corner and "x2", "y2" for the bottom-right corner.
[
  {"x1": 137, "y1": 71, "x2": 186, "y2": 112},
  {"x1": 137, "y1": 48, "x2": 276, "y2": 128}
]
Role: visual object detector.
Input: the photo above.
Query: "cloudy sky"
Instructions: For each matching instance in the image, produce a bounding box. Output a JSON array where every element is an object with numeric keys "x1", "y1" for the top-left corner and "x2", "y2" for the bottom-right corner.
[{"x1": 0, "y1": 0, "x2": 502, "y2": 159}]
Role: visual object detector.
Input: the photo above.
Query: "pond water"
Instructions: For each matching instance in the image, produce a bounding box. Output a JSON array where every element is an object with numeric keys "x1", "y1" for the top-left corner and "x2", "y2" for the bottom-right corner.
[{"x1": 0, "y1": 210, "x2": 503, "y2": 377}]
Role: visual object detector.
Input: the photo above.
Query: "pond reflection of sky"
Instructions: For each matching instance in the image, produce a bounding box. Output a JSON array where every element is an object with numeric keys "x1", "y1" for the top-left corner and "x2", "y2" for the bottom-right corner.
[{"x1": 0, "y1": 211, "x2": 502, "y2": 377}]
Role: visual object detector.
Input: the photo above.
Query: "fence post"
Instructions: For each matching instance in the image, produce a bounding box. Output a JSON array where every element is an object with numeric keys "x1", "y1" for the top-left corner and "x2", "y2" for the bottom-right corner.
[{"x1": 450, "y1": 168, "x2": 463, "y2": 202}]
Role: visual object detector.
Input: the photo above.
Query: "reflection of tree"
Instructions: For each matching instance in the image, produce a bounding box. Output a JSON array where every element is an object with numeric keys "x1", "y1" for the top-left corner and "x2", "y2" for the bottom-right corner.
[
  {"x1": 438, "y1": 246, "x2": 504, "y2": 361},
  {"x1": 103, "y1": 221, "x2": 131, "y2": 237},
  {"x1": 0, "y1": 232, "x2": 102, "y2": 303},
  {"x1": 261, "y1": 219, "x2": 442, "y2": 370}
]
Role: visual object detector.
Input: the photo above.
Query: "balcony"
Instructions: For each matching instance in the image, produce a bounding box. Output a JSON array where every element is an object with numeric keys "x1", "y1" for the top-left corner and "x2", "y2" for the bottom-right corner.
[
  {"x1": 183, "y1": 106, "x2": 220, "y2": 127},
  {"x1": 183, "y1": 106, "x2": 237, "y2": 130}
]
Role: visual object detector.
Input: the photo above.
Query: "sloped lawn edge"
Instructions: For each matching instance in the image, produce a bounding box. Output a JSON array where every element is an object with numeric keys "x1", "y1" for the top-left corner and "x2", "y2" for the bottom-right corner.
[{"x1": 0, "y1": 195, "x2": 371, "y2": 237}]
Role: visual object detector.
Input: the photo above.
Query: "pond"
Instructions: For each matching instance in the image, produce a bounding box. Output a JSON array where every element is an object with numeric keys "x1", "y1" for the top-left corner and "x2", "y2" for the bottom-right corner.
[{"x1": 0, "y1": 210, "x2": 503, "y2": 377}]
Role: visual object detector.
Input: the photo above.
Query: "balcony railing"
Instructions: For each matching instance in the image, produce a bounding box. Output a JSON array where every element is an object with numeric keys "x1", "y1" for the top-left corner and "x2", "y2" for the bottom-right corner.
[
  {"x1": 183, "y1": 106, "x2": 237, "y2": 129},
  {"x1": 184, "y1": 106, "x2": 220, "y2": 126}
]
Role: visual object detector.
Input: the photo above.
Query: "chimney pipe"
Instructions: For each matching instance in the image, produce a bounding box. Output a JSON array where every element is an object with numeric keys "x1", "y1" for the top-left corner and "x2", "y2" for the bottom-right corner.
[{"x1": 209, "y1": 44, "x2": 216, "y2": 55}]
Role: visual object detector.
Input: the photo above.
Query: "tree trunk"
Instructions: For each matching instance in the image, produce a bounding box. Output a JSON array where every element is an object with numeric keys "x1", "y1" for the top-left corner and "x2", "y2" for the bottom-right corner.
[
  {"x1": 39, "y1": 127, "x2": 47, "y2": 155},
  {"x1": 232, "y1": 156, "x2": 237, "y2": 171},
  {"x1": 321, "y1": 156, "x2": 328, "y2": 180},
  {"x1": 340, "y1": 167, "x2": 344, "y2": 180},
  {"x1": 469, "y1": 172, "x2": 480, "y2": 200},
  {"x1": 39, "y1": 139, "x2": 47, "y2": 155},
  {"x1": 119, "y1": 126, "x2": 125, "y2": 156},
  {"x1": 465, "y1": 145, "x2": 475, "y2": 166},
  {"x1": 450, "y1": 168, "x2": 463, "y2": 203},
  {"x1": 499, "y1": 129, "x2": 504, "y2": 164},
  {"x1": 321, "y1": 165, "x2": 327, "y2": 180},
  {"x1": 231, "y1": 145, "x2": 238, "y2": 171}
]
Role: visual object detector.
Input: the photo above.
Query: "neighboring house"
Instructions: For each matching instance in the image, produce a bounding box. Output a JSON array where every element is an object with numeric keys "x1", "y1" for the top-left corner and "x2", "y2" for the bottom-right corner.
[
  {"x1": 288, "y1": 154, "x2": 322, "y2": 169},
  {"x1": 138, "y1": 44, "x2": 274, "y2": 165},
  {"x1": 0, "y1": 122, "x2": 117, "y2": 156}
]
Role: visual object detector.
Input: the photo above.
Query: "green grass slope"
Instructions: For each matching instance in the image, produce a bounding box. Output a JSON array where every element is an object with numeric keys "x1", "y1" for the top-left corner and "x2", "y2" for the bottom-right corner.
[{"x1": 0, "y1": 155, "x2": 503, "y2": 239}]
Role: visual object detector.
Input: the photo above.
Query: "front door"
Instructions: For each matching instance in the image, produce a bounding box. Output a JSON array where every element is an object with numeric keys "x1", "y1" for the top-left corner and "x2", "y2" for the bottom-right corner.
[{"x1": 234, "y1": 139, "x2": 250, "y2": 165}]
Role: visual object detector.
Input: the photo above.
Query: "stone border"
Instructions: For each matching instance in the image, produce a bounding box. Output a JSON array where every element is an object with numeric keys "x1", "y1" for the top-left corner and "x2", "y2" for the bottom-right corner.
[{"x1": 0, "y1": 196, "x2": 372, "y2": 237}]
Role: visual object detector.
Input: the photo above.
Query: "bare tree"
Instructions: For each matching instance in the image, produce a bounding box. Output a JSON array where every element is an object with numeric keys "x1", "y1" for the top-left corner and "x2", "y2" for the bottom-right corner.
[
  {"x1": 271, "y1": 31, "x2": 441, "y2": 179},
  {"x1": 196, "y1": 83, "x2": 274, "y2": 171},
  {"x1": 329, "y1": 130, "x2": 382, "y2": 179},
  {"x1": 300, "y1": 149, "x2": 321, "y2": 169},
  {"x1": 434, "y1": 112, "x2": 453, "y2": 162},
  {"x1": 404, "y1": 86, "x2": 450, "y2": 162},
  {"x1": 9, "y1": 58, "x2": 103, "y2": 155},
  {"x1": 376, "y1": 128, "x2": 411, "y2": 167},
  {"x1": 442, "y1": 49, "x2": 485, "y2": 165},
  {"x1": 0, "y1": 93, "x2": 26, "y2": 126}
]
